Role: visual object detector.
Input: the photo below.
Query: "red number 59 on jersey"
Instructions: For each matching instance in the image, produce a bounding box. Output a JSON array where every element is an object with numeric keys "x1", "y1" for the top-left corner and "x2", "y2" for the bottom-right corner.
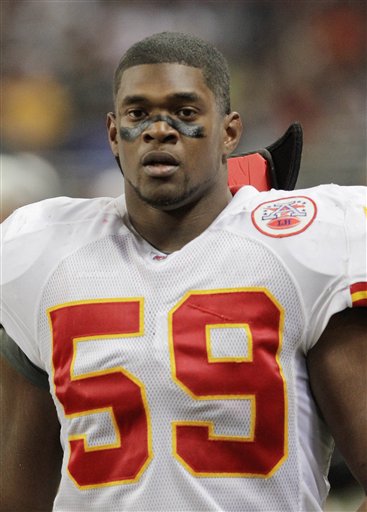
[{"x1": 48, "y1": 289, "x2": 287, "y2": 489}]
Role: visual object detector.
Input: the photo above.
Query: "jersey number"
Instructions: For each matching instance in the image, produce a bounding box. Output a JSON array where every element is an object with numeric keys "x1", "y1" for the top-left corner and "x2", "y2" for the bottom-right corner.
[{"x1": 49, "y1": 289, "x2": 286, "y2": 489}]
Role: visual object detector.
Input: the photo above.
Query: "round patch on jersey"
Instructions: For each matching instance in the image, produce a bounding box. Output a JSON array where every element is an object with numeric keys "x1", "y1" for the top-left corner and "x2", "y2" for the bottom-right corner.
[{"x1": 251, "y1": 196, "x2": 317, "y2": 238}]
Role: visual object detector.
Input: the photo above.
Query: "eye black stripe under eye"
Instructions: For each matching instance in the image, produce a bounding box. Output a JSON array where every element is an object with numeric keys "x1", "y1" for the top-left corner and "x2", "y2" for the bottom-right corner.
[{"x1": 119, "y1": 115, "x2": 205, "y2": 141}]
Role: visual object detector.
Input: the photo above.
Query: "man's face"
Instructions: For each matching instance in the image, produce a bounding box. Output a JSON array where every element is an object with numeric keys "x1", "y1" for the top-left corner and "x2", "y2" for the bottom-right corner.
[{"x1": 108, "y1": 63, "x2": 239, "y2": 211}]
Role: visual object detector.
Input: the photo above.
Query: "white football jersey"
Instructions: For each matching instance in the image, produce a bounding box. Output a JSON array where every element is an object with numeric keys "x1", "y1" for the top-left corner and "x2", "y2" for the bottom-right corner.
[{"x1": 1, "y1": 184, "x2": 366, "y2": 512}]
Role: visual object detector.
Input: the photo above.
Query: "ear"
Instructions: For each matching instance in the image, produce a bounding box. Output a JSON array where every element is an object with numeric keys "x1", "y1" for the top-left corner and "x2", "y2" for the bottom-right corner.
[
  {"x1": 222, "y1": 112, "x2": 243, "y2": 159},
  {"x1": 106, "y1": 112, "x2": 119, "y2": 157}
]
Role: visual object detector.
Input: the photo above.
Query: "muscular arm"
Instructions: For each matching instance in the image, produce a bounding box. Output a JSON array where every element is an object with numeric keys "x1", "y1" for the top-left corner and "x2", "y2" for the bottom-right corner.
[
  {"x1": 307, "y1": 307, "x2": 367, "y2": 511},
  {"x1": 0, "y1": 356, "x2": 63, "y2": 511}
]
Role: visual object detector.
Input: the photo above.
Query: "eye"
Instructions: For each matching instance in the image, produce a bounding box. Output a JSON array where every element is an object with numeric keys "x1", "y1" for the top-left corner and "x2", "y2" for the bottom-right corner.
[
  {"x1": 127, "y1": 109, "x2": 147, "y2": 120},
  {"x1": 176, "y1": 108, "x2": 197, "y2": 120}
]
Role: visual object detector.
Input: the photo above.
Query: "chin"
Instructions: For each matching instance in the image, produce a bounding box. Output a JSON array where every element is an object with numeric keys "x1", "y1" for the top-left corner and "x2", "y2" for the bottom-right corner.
[
  {"x1": 134, "y1": 180, "x2": 203, "y2": 211},
  {"x1": 141, "y1": 191, "x2": 194, "y2": 211}
]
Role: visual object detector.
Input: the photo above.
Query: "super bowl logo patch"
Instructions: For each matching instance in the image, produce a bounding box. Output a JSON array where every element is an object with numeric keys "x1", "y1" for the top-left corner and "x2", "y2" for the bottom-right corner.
[{"x1": 251, "y1": 196, "x2": 317, "y2": 238}]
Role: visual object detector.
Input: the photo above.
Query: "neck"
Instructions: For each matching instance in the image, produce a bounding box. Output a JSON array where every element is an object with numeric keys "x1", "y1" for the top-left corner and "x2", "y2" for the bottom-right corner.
[{"x1": 125, "y1": 187, "x2": 233, "y2": 254}]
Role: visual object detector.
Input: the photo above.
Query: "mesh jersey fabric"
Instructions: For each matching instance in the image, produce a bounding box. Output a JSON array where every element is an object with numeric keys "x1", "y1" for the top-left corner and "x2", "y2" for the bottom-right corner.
[{"x1": 1, "y1": 184, "x2": 366, "y2": 512}]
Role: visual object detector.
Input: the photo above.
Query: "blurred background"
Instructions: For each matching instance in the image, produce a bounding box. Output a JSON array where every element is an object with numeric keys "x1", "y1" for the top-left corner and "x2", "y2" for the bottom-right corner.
[
  {"x1": 2, "y1": 0, "x2": 366, "y2": 217},
  {"x1": 1, "y1": 1, "x2": 366, "y2": 508}
]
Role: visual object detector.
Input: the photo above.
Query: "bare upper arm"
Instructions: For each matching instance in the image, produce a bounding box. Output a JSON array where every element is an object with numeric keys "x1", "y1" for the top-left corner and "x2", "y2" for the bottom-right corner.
[
  {"x1": 0, "y1": 355, "x2": 63, "y2": 511},
  {"x1": 307, "y1": 307, "x2": 367, "y2": 494}
]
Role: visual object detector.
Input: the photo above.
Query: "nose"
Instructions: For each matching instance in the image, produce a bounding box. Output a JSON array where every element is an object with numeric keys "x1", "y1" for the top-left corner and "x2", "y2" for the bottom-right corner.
[{"x1": 143, "y1": 119, "x2": 178, "y2": 144}]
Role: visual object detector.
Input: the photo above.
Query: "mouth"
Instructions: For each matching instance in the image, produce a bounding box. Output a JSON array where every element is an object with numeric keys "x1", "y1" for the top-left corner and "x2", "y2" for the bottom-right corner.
[{"x1": 142, "y1": 151, "x2": 180, "y2": 178}]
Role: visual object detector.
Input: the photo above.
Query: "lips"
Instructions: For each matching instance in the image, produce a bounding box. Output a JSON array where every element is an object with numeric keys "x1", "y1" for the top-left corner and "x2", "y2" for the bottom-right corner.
[
  {"x1": 142, "y1": 151, "x2": 180, "y2": 177},
  {"x1": 142, "y1": 151, "x2": 179, "y2": 166}
]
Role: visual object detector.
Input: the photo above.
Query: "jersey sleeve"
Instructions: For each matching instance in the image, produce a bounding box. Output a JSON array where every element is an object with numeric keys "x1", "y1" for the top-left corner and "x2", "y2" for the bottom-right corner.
[
  {"x1": 0, "y1": 204, "x2": 49, "y2": 367},
  {"x1": 305, "y1": 185, "x2": 367, "y2": 350},
  {"x1": 346, "y1": 194, "x2": 367, "y2": 307}
]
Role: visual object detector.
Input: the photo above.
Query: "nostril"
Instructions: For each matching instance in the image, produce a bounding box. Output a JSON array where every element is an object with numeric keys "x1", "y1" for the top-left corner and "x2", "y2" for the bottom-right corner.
[
  {"x1": 163, "y1": 133, "x2": 178, "y2": 143},
  {"x1": 143, "y1": 133, "x2": 154, "y2": 142},
  {"x1": 143, "y1": 127, "x2": 178, "y2": 143}
]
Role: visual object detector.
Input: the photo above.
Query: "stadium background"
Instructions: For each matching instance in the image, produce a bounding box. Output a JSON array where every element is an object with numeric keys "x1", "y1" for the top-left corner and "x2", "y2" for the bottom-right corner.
[{"x1": 1, "y1": 1, "x2": 366, "y2": 509}]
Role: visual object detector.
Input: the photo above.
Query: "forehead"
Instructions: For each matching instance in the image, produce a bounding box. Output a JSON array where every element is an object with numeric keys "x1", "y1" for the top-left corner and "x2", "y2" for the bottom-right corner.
[{"x1": 116, "y1": 63, "x2": 214, "y2": 105}]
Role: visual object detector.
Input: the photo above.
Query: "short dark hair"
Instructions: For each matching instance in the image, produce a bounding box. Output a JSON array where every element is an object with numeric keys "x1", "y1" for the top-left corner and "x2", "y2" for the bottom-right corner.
[{"x1": 113, "y1": 32, "x2": 231, "y2": 115}]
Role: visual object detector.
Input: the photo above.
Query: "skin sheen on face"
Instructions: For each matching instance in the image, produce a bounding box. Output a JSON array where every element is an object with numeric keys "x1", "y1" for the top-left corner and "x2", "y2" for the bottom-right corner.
[{"x1": 112, "y1": 63, "x2": 230, "y2": 212}]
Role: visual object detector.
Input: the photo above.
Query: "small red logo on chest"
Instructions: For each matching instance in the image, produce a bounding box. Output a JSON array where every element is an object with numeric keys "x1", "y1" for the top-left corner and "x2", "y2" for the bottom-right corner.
[{"x1": 152, "y1": 254, "x2": 168, "y2": 261}]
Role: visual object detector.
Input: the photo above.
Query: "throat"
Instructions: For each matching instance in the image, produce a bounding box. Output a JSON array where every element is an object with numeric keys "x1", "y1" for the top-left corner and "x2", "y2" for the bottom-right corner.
[
  {"x1": 127, "y1": 188, "x2": 233, "y2": 253},
  {"x1": 130, "y1": 211, "x2": 202, "y2": 253}
]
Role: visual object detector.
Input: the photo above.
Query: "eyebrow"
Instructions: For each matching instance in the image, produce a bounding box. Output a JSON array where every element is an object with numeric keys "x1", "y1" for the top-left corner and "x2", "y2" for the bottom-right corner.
[
  {"x1": 120, "y1": 92, "x2": 201, "y2": 106},
  {"x1": 120, "y1": 95, "x2": 149, "y2": 106},
  {"x1": 168, "y1": 92, "x2": 201, "y2": 103}
]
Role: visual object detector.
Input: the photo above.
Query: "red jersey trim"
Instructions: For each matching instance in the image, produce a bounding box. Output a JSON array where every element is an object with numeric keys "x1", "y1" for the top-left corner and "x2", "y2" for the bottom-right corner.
[{"x1": 350, "y1": 282, "x2": 367, "y2": 307}]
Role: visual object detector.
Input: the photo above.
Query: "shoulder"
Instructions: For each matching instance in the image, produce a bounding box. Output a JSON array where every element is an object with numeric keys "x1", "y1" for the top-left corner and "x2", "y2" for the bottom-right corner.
[
  {"x1": 2, "y1": 195, "x2": 119, "y2": 242},
  {"x1": 230, "y1": 184, "x2": 366, "y2": 238},
  {"x1": 1, "y1": 195, "x2": 125, "y2": 287},
  {"x1": 238, "y1": 183, "x2": 365, "y2": 213},
  {"x1": 231, "y1": 184, "x2": 366, "y2": 348},
  {"x1": 0, "y1": 195, "x2": 127, "y2": 364},
  {"x1": 226, "y1": 183, "x2": 366, "y2": 298}
]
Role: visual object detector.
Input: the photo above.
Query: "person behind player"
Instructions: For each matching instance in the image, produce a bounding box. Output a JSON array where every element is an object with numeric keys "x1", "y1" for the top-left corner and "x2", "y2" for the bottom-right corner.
[{"x1": 1, "y1": 32, "x2": 366, "y2": 511}]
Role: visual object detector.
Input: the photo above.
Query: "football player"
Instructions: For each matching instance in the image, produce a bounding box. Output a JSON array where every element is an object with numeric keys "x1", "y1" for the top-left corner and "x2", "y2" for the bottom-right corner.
[{"x1": 1, "y1": 32, "x2": 366, "y2": 511}]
